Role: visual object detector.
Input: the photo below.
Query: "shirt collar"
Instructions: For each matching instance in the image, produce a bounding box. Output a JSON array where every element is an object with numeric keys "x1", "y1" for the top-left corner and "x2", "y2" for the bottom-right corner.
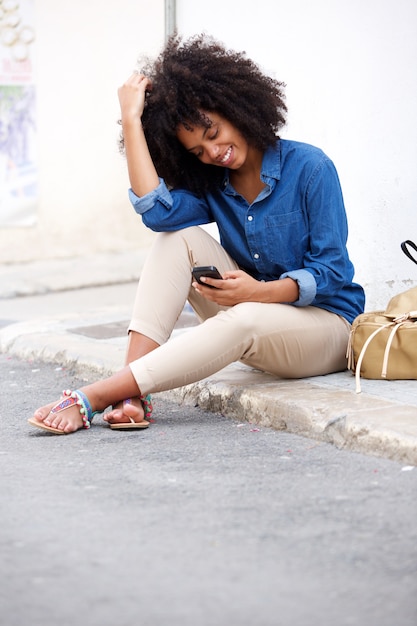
[{"x1": 260, "y1": 141, "x2": 282, "y2": 182}]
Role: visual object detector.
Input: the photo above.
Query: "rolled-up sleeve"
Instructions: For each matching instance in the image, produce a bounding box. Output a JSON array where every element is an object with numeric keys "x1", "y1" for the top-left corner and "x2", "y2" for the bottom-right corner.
[
  {"x1": 128, "y1": 178, "x2": 214, "y2": 232},
  {"x1": 280, "y1": 268, "x2": 317, "y2": 307},
  {"x1": 128, "y1": 179, "x2": 173, "y2": 215}
]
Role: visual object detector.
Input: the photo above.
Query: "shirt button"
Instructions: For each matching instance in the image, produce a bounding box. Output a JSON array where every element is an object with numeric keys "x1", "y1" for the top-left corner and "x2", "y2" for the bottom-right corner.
[
  {"x1": 248, "y1": 215, "x2": 253, "y2": 221},
  {"x1": 254, "y1": 253, "x2": 260, "y2": 259}
]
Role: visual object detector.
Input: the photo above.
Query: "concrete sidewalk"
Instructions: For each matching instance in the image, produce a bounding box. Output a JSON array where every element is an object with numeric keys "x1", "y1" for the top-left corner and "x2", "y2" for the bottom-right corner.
[{"x1": 1, "y1": 251, "x2": 417, "y2": 465}]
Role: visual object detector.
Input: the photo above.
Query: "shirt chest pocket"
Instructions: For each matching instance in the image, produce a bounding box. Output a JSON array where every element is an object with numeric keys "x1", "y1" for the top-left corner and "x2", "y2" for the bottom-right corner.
[{"x1": 265, "y1": 210, "x2": 307, "y2": 269}]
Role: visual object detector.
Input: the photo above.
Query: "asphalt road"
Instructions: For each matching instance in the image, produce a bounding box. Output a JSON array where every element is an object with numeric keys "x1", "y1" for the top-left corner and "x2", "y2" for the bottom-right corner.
[{"x1": 1, "y1": 353, "x2": 416, "y2": 626}]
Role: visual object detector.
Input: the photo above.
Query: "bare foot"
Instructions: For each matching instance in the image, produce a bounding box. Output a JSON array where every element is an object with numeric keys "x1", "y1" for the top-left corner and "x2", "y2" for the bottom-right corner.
[
  {"x1": 103, "y1": 398, "x2": 145, "y2": 426},
  {"x1": 29, "y1": 398, "x2": 84, "y2": 434}
]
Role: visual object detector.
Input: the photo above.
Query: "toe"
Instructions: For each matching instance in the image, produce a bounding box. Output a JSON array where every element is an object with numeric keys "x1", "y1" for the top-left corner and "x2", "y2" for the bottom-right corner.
[
  {"x1": 32, "y1": 401, "x2": 58, "y2": 422},
  {"x1": 29, "y1": 396, "x2": 86, "y2": 434},
  {"x1": 104, "y1": 399, "x2": 145, "y2": 425},
  {"x1": 103, "y1": 408, "x2": 124, "y2": 423},
  {"x1": 32, "y1": 397, "x2": 84, "y2": 433}
]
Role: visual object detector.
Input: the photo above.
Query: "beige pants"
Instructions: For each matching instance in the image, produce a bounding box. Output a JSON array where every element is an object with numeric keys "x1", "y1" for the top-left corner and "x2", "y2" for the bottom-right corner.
[{"x1": 128, "y1": 226, "x2": 350, "y2": 394}]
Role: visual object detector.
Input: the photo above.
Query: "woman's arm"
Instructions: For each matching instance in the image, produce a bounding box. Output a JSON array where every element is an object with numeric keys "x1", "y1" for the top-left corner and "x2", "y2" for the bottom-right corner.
[{"x1": 118, "y1": 73, "x2": 160, "y2": 197}]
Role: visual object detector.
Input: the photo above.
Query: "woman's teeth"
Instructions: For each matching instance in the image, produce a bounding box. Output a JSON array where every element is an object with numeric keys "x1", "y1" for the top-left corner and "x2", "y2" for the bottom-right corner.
[{"x1": 221, "y1": 147, "x2": 232, "y2": 163}]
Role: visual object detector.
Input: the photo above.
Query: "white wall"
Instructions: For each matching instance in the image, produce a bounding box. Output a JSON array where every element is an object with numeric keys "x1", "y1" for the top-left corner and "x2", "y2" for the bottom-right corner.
[
  {"x1": 0, "y1": 0, "x2": 164, "y2": 263},
  {"x1": 176, "y1": 0, "x2": 417, "y2": 310},
  {"x1": 2, "y1": 0, "x2": 416, "y2": 311}
]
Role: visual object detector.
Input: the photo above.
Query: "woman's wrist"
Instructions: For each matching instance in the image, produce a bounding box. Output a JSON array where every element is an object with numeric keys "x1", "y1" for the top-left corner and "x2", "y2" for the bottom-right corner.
[
  {"x1": 121, "y1": 114, "x2": 143, "y2": 132},
  {"x1": 257, "y1": 277, "x2": 299, "y2": 304}
]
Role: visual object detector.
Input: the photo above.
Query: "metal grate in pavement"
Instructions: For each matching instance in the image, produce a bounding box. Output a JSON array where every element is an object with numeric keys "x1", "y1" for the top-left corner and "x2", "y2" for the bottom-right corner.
[{"x1": 69, "y1": 310, "x2": 199, "y2": 340}]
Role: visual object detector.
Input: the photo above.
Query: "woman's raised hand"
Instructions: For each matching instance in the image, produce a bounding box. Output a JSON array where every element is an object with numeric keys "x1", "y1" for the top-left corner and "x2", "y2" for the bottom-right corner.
[
  {"x1": 118, "y1": 73, "x2": 152, "y2": 122},
  {"x1": 118, "y1": 72, "x2": 159, "y2": 197}
]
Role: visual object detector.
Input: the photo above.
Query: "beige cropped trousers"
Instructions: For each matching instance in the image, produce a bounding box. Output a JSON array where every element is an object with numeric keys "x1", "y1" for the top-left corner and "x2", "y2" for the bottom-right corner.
[{"x1": 128, "y1": 226, "x2": 350, "y2": 395}]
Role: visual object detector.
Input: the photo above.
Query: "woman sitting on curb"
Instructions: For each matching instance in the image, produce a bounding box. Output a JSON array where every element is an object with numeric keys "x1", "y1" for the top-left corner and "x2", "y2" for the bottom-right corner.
[{"x1": 29, "y1": 34, "x2": 365, "y2": 434}]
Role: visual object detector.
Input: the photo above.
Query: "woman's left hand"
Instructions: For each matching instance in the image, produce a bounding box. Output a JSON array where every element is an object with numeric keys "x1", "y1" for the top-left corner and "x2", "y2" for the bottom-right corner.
[{"x1": 192, "y1": 269, "x2": 264, "y2": 306}]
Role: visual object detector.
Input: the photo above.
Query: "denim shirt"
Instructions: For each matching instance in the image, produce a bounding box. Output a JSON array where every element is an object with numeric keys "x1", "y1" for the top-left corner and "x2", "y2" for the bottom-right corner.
[{"x1": 129, "y1": 139, "x2": 365, "y2": 324}]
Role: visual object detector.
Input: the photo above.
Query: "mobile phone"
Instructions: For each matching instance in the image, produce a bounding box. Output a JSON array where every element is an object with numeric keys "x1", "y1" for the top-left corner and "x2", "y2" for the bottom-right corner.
[{"x1": 192, "y1": 265, "x2": 223, "y2": 288}]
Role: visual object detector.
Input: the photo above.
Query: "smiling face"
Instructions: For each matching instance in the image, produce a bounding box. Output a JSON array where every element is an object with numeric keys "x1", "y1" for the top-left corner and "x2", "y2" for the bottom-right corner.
[{"x1": 176, "y1": 112, "x2": 250, "y2": 170}]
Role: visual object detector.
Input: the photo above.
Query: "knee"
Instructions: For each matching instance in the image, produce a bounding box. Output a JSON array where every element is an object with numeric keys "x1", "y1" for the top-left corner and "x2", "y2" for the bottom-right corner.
[
  {"x1": 156, "y1": 226, "x2": 202, "y2": 241},
  {"x1": 154, "y1": 229, "x2": 188, "y2": 246},
  {"x1": 151, "y1": 228, "x2": 198, "y2": 259},
  {"x1": 154, "y1": 226, "x2": 207, "y2": 253}
]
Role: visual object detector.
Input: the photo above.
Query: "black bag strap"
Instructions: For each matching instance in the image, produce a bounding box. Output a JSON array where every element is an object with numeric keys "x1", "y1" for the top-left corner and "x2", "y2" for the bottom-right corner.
[{"x1": 401, "y1": 240, "x2": 417, "y2": 266}]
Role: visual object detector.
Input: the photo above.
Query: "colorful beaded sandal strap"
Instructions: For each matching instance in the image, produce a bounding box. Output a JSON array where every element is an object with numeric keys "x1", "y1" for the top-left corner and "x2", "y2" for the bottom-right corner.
[
  {"x1": 50, "y1": 389, "x2": 94, "y2": 429},
  {"x1": 141, "y1": 394, "x2": 153, "y2": 420}
]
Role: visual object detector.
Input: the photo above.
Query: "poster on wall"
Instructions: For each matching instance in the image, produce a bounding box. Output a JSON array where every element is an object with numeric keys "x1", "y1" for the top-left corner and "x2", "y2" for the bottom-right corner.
[{"x1": 0, "y1": 0, "x2": 37, "y2": 227}]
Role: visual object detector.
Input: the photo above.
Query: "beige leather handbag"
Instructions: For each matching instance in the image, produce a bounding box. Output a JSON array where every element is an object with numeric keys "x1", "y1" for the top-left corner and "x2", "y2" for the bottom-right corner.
[{"x1": 347, "y1": 241, "x2": 417, "y2": 393}]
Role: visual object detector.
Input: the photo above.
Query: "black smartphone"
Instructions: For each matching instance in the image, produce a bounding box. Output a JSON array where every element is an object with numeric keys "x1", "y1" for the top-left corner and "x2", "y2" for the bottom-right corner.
[{"x1": 192, "y1": 265, "x2": 223, "y2": 288}]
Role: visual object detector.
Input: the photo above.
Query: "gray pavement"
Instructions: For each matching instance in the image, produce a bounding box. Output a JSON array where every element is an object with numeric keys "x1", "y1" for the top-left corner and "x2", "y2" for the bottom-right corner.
[
  {"x1": 1, "y1": 251, "x2": 417, "y2": 465},
  {"x1": 2, "y1": 354, "x2": 416, "y2": 626},
  {"x1": 1, "y1": 252, "x2": 417, "y2": 625}
]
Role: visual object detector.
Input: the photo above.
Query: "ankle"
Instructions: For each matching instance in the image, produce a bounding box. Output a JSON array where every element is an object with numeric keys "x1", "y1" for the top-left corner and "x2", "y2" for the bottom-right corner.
[{"x1": 79, "y1": 384, "x2": 107, "y2": 414}]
